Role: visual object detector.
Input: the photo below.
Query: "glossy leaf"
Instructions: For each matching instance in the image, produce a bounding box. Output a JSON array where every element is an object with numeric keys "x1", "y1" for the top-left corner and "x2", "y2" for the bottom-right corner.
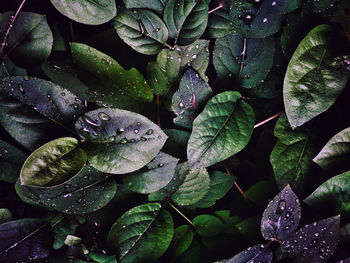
[
  {"x1": 308, "y1": 0, "x2": 336, "y2": 13},
  {"x1": 16, "y1": 165, "x2": 117, "y2": 215},
  {"x1": 123, "y1": 152, "x2": 179, "y2": 194},
  {"x1": 213, "y1": 33, "x2": 275, "y2": 88},
  {"x1": 193, "y1": 214, "x2": 224, "y2": 237},
  {"x1": 261, "y1": 185, "x2": 301, "y2": 241},
  {"x1": 304, "y1": 171, "x2": 350, "y2": 214},
  {"x1": 107, "y1": 203, "x2": 174, "y2": 263},
  {"x1": 146, "y1": 61, "x2": 169, "y2": 96},
  {"x1": 0, "y1": 12, "x2": 53, "y2": 67},
  {"x1": 227, "y1": 244, "x2": 273, "y2": 263},
  {"x1": 163, "y1": 0, "x2": 209, "y2": 45},
  {"x1": 162, "y1": 129, "x2": 190, "y2": 159},
  {"x1": 71, "y1": 43, "x2": 153, "y2": 102},
  {"x1": 0, "y1": 209, "x2": 13, "y2": 224},
  {"x1": 113, "y1": 9, "x2": 168, "y2": 55},
  {"x1": 187, "y1": 91, "x2": 255, "y2": 169},
  {"x1": 172, "y1": 69, "x2": 212, "y2": 128},
  {"x1": 0, "y1": 218, "x2": 52, "y2": 263},
  {"x1": 51, "y1": 215, "x2": 78, "y2": 250},
  {"x1": 123, "y1": 0, "x2": 168, "y2": 15},
  {"x1": 0, "y1": 140, "x2": 27, "y2": 183},
  {"x1": 245, "y1": 180, "x2": 276, "y2": 208},
  {"x1": 75, "y1": 108, "x2": 167, "y2": 174},
  {"x1": 20, "y1": 137, "x2": 87, "y2": 187},
  {"x1": 207, "y1": 8, "x2": 235, "y2": 38},
  {"x1": 313, "y1": 127, "x2": 350, "y2": 170},
  {"x1": 284, "y1": 24, "x2": 350, "y2": 129},
  {"x1": 85, "y1": 252, "x2": 117, "y2": 263},
  {"x1": 166, "y1": 225, "x2": 194, "y2": 258},
  {"x1": 0, "y1": 58, "x2": 27, "y2": 78},
  {"x1": 280, "y1": 216, "x2": 340, "y2": 262},
  {"x1": 270, "y1": 114, "x2": 317, "y2": 193},
  {"x1": 50, "y1": 0, "x2": 117, "y2": 25}
]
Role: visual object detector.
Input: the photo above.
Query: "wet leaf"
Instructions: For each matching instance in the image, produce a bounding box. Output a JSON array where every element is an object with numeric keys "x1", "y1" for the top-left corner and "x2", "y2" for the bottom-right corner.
[
  {"x1": 20, "y1": 137, "x2": 87, "y2": 187},
  {"x1": 187, "y1": 91, "x2": 255, "y2": 169},
  {"x1": 226, "y1": 244, "x2": 273, "y2": 263},
  {"x1": 50, "y1": 0, "x2": 116, "y2": 25},
  {"x1": 123, "y1": 0, "x2": 168, "y2": 15},
  {"x1": 146, "y1": 61, "x2": 169, "y2": 96},
  {"x1": 166, "y1": 225, "x2": 194, "y2": 258},
  {"x1": 75, "y1": 108, "x2": 167, "y2": 174},
  {"x1": 107, "y1": 203, "x2": 174, "y2": 263},
  {"x1": 51, "y1": 215, "x2": 78, "y2": 250},
  {"x1": 193, "y1": 214, "x2": 224, "y2": 237},
  {"x1": 207, "y1": 8, "x2": 235, "y2": 38},
  {"x1": 261, "y1": 185, "x2": 301, "y2": 241},
  {"x1": 0, "y1": 58, "x2": 27, "y2": 78}
]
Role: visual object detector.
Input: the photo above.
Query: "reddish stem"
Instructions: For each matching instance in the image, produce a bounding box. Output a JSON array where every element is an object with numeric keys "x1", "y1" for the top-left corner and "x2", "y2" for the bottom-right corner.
[
  {"x1": 208, "y1": 3, "x2": 224, "y2": 14},
  {"x1": 224, "y1": 165, "x2": 247, "y2": 200},
  {"x1": 254, "y1": 111, "x2": 283, "y2": 129}
]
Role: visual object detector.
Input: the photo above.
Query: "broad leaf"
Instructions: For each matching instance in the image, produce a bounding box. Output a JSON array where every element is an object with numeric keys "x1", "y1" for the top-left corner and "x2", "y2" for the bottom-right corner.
[
  {"x1": 172, "y1": 69, "x2": 212, "y2": 128},
  {"x1": 280, "y1": 216, "x2": 340, "y2": 262},
  {"x1": 193, "y1": 214, "x2": 224, "y2": 237},
  {"x1": 187, "y1": 91, "x2": 255, "y2": 169},
  {"x1": 270, "y1": 114, "x2": 317, "y2": 193},
  {"x1": 162, "y1": 129, "x2": 190, "y2": 159},
  {"x1": 163, "y1": 0, "x2": 209, "y2": 45},
  {"x1": 16, "y1": 165, "x2": 117, "y2": 215},
  {"x1": 0, "y1": 58, "x2": 27, "y2": 78},
  {"x1": 75, "y1": 108, "x2": 167, "y2": 174},
  {"x1": 304, "y1": 171, "x2": 350, "y2": 214},
  {"x1": 261, "y1": 185, "x2": 301, "y2": 241},
  {"x1": 207, "y1": 8, "x2": 235, "y2": 38},
  {"x1": 0, "y1": 12, "x2": 53, "y2": 67},
  {"x1": 0, "y1": 140, "x2": 27, "y2": 183},
  {"x1": 85, "y1": 252, "x2": 117, "y2": 263},
  {"x1": 146, "y1": 61, "x2": 169, "y2": 96},
  {"x1": 0, "y1": 209, "x2": 13, "y2": 224},
  {"x1": 313, "y1": 127, "x2": 350, "y2": 171},
  {"x1": 20, "y1": 137, "x2": 86, "y2": 187},
  {"x1": 166, "y1": 225, "x2": 194, "y2": 258},
  {"x1": 123, "y1": 152, "x2": 179, "y2": 194},
  {"x1": 50, "y1": 0, "x2": 116, "y2": 25},
  {"x1": 113, "y1": 9, "x2": 168, "y2": 55},
  {"x1": 308, "y1": 0, "x2": 337, "y2": 13},
  {"x1": 51, "y1": 215, "x2": 78, "y2": 250},
  {"x1": 123, "y1": 0, "x2": 168, "y2": 15},
  {"x1": 245, "y1": 180, "x2": 276, "y2": 208},
  {"x1": 71, "y1": 43, "x2": 153, "y2": 102},
  {"x1": 107, "y1": 203, "x2": 174, "y2": 263},
  {"x1": 284, "y1": 24, "x2": 350, "y2": 129},
  {"x1": 0, "y1": 218, "x2": 52, "y2": 263},
  {"x1": 226, "y1": 244, "x2": 273, "y2": 263}
]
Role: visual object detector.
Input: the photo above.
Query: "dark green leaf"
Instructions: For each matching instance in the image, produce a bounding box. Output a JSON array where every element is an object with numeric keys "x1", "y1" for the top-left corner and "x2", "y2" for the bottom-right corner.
[
  {"x1": 146, "y1": 61, "x2": 169, "y2": 95},
  {"x1": 227, "y1": 244, "x2": 273, "y2": 263},
  {"x1": 163, "y1": 0, "x2": 209, "y2": 45},
  {"x1": 245, "y1": 180, "x2": 275, "y2": 208},
  {"x1": 187, "y1": 91, "x2": 255, "y2": 169},
  {"x1": 207, "y1": 8, "x2": 235, "y2": 38},
  {"x1": 166, "y1": 225, "x2": 194, "y2": 258},
  {"x1": 308, "y1": 0, "x2": 336, "y2": 13},
  {"x1": 85, "y1": 252, "x2": 117, "y2": 263},
  {"x1": 51, "y1": 215, "x2": 78, "y2": 250},
  {"x1": 236, "y1": 216, "x2": 260, "y2": 241},
  {"x1": 123, "y1": 152, "x2": 179, "y2": 194},
  {"x1": 213, "y1": 33, "x2": 275, "y2": 88},
  {"x1": 123, "y1": 0, "x2": 168, "y2": 15},
  {"x1": 20, "y1": 137, "x2": 86, "y2": 187},
  {"x1": 0, "y1": 58, "x2": 27, "y2": 78},
  {"x1": 172, "y1": 69, "x2": 212, "y2": 128},
  {"x1": 193, "y1": 214, "x2": 224, "y2": 237},
  {"x1": 284, "y1": 24, "x2": 350, "y2": 129},
  {"x1": 50, "y1": 0, "x2": 117, "y2": 25},
  {"x1": 162, "y1": 129, "x2": 190, "y2": 159},
  {"x1": 107, "y1": 203, "x2": 174, "y2": 263},
  {"x1": 0, "y1": 209, "x2": 13, "y2": 224},
  {"x1": 261, "y1": 185, "x2": 301, "y2": 242},
  {"x1": 75, "y1": 108, "x2": 167, "y2": 174},
  {"x1": 113, "y1": 9, "x2": 168, "y2": 55},
  {"x1": 16, "y1": 165, "x2": 117, "y2": 214}
]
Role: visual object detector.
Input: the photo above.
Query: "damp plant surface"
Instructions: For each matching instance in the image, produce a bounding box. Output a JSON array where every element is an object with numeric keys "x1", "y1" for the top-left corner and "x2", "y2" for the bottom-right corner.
[{"x1": 1, "y1": 0, "x2": 350, "y2": 262}]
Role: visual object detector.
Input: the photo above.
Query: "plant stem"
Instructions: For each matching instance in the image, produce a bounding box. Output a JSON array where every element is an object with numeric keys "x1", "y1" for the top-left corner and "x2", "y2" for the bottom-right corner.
[
  {"x1": 168, "y1": 202, "x2": 194, "y2": 227},
  {"x1": 156, "y1": 95, "x2": 161, "y2": 127},
  {"x1": 0, "y1": 0, "x2": 27, "y2": 57},
  {"x1": 224, "y1": 165, "x2": 247, "y2": 200},
  {"x1": 254, "y1": 111, "x2": 283, "y2": 129},
  {"x1": 208, "y1": 3, "x2": 223, "y2": 14},
  {"x1": 69, "y1": 20, "x2": 76, "y2": 42},
  {"x1": 238, "y1": 37, "x2": 247, "y2": 81}
]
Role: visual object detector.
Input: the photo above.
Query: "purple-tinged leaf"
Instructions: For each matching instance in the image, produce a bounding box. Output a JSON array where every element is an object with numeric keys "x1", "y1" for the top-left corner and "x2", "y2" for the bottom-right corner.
[{"x1": 225, "y1": 244, "x2": 273, "y2": 263}]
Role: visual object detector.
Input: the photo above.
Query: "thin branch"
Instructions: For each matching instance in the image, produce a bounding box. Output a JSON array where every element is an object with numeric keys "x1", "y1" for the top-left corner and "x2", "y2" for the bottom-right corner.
[
  {"x1": 0, "y1": 0, "x2": 27, "y2": 57},
  {"x1": 254, "y1": 111, "x2": 283, "y2": 129},
  {"x1": 69, "y1": 20, "x2": 76, "y2": 42},
  {"x1": 224, "y1": 165, "x2": 247, "y2": 200},
  {"x1": 238, "y1": 37, "x2": 247, "y2": 80},
  {"x1": 156, "y1": 95, "x2": 161, "y2": 127},
  {"x1": 168, "y1": 202, "x2": 194, "y2": 227},
  {"x1": 208, "y1": 3, "x2": 223, "y2": 14}
]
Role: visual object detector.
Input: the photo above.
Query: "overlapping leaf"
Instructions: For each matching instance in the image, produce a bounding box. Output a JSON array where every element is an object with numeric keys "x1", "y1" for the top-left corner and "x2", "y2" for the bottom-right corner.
[
  {"x1": 226, "y1": 244, "x2": 273, "y2": 263},
  {"x1": 123, "y1": 0, "x2": 168, "y2": 15},
  {"x1": 207, "y1": 7, "x2": 235, "y2": 38},
  {"x1": 193, "y1": 214, "x2": 224, "y2": 237},
  {"x1": 166, "y1": 225, "x2": 194, "y2": 258}
]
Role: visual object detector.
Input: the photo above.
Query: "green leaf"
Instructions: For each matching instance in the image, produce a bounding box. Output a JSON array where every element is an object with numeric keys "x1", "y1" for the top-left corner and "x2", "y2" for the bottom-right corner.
[
  {"x1": 64, "y1": 235, "x2": 82, "y2": 246},
  {"x1": 172, "y1": 69, "x2": 212, "y2": 129},
  {"x1": 227, "y1": 244, "x2": 273, "y2": 263},
  {"x1": 50, "y1": 0, "x2": 116, "y2": 25},
  {"x1": 85, "y1": 252, "x2": 117, "y2": 263},
  {"x1": 20, "y1": 137, "x2": 87, "y2": 187},
  {"x1": 123, "y1": 152, "x2": 179, "y2": 194},
  {"x1": 0, "y1": 12, "x2": 53, "y2": 67},
  {"x1": 75, "y1": 108, "x2": 167, "y2": 174},
  {"x1": 0, "y1": 58, "x2": 27, "y2": 78},
  {"x1": 187, "y1": 91, "x2": 255, "y2": 169},
  {"x1": 313, "y1": 127, "x2": 350, "y2": 171},
  {"x1": 51, "y1": 215, "x2": 78, "y2": 250},
  {"x1": 283, "y1": 24, "x2": 350, "y2": 129},
  {"x1": 308, "y1": 0, "x2": 337, "y2": 13},
  {"x1": 0, "y1": 140, "x2": 27, "y2": 183},
  {"x1": 163, "y1": 0, "x2": 209, "y2": 45},
  {"x1": 123, "y1": 0, "x2": 168, "y2": 15},
  {"x1": 213, "y1": 33, "x2": 275, "y2": 88},
  {"x1": 193, "y1": 214, "x2": 224, "y2": 237},
  {"x1": 146, "y1": 61, "x2": 169, "y2": 96},
  {"x1": 16, "y1": 165, "x2": 117, "y2": 215},
  {"x1": 71, "y1": 43, "x2": 153, "y2": 102},
  {"x1": 207, "y1": 8, "x2": 235, "y2": 38},
  {"x1": 113, "y1": 9, "x2": 168, "y2": 55},
  {"x1": 0, "y1": 218, "x2": 52, "y2": 262},
  {"x1": 166, "y1": 225, "x2": 194, "y2": 258},
  {"x1": 0, "y1": 209, "x2": 13, "y2": 224},
  {"x1": 107, "y1": 203, "x2": 174, "y2": 263},
  {"x1": 304, "y1": 171, "x2": 350, "y2": 214},
  {"x1": 162, "y1": 129, "x2": 190, "y2": 159},
  {"x1": 244, "y1": 180, "x2": 276, "y2": 208},
  {"x1": 270, "y1": 113, "x2": 317, "y2": 193}
]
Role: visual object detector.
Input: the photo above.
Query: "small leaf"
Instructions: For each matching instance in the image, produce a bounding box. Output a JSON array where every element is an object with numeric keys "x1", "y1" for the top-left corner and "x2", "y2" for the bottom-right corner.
[
  {"x1": 280, "y1": 216, "x2": 340, "y2": 262},
  {"x1": 284, "y1": 24, "x2": 350, "y2": 129},
  {"x1": 0, "y1": 209, "x2": 13, "y2": 224},
  {"x1": 261, "y1": 185, "x2": 301, "y2": 241},
  {"x1": 20, "y1": 137, "x2": 86, "y2": 187},
  {"x1": 113, "y1": 9, "x2": 168, "y2": 55},
  {"x1": 166, "y1": 225, "x2": 194, "y2": 258},
  {"x1": 172, "y1": 69, "x2": 213, "y2": 129},
  {"x1": 50, "y1": 0, "x2": 116, "y2": 25},
  {"x1": 226, "y1": 244, "x2": 273, "y2": 263},
  {"x1": 75, "y1": 108, "x2": 167, "y2": 174},
  {"x1": 107, "y1": 203, "x2": 174, "y2": 263},
  {"x1": 193, "y1": 214, "x2": 224, "y2": 237},
  {"x1": 123, "y1": 152, "x2": 179, "y2": 194},
  {"x1": 187, "y1": 91, "x2": 255, "y2": 169},
  {"x1": 313, "y1": 127, "x2": 350, "y2": 171},
  {"x1": 163, "y1": 0, "x2": 209, "y2": 45},
  {"x1": 123, "y1": 0, "x2": 168, "y2": 15},
  {"x1": 51, "y1": 215, "x2": 78, "y2": 250}
]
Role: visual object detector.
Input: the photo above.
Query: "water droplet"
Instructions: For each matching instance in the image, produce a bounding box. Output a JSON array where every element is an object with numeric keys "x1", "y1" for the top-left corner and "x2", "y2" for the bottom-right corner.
[
  {"x1": 82, "y1": 115, "x2": 100, "y2": 127},
  {"x1": 263, "y1": 18, "x2": 268, "y2": 23},
  {"x1": 116, "y1": 127, "x2": 125, "y2": 135},
  {"x1": 192, "y1": 54, "x2": 197, "y2": 59},
  {"x1": 277, "y1": 200, "x2": 286, "y2": 213},
  {"x1": 120, "y1": 137, "x2": 128, "y2": 144},
  {"x1": 24, "y1": 76, "x2": 30, "y2": 81},
  {"x1": 285, "y1": 212, "x2": 291, "y2": 219},
  {"x1": 61, "y1": 92, "x2": 66, "y2": 96},
  {"x1": 108, "y1": 136, "x2": 116, "y2": 142},
  {"x1": 178, "y1": 101, "x2": 185, "y2": 108},
  {"x1": 98, "y1": 112, "x2": 111, "y2": 121},
  {"x1": 134, "y1": 129, "x2": 139, "y2": 134},
  {"x1": 158, "y1": 163, "x2": 164, "y2": 167},
  {"x1": 137, "y1": 122, "x2": 141, "y2": 126},
  {"x1": 271, "y1": 1, "x2": 276, "y2": 6},
  {"x1": 146, "y1": 129, "x2": 153, "y2": 135},
  {"x1": 47, "y1": 94, "x2": 51, "y2": 99},
  {"x1": 239, "y1": 12, "x2": 255, "y2": 25}
]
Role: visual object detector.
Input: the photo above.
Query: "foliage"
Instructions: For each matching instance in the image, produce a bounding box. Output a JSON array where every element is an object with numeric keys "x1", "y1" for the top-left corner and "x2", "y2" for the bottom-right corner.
[{"x1": 0, "y1": 0, "x2": 350, "y2": 262}]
